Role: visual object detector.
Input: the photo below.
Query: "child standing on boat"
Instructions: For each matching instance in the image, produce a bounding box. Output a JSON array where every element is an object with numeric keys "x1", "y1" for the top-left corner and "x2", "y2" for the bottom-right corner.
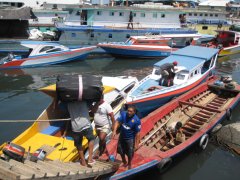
[{"x1": 112, "y1": 105, "x2": 141, "y2": 169}]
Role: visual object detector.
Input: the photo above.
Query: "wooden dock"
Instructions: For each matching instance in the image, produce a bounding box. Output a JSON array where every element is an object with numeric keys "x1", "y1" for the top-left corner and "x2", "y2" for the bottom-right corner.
[{"x1": 0, "y1": 158, "x2": 118, "y2": 180}]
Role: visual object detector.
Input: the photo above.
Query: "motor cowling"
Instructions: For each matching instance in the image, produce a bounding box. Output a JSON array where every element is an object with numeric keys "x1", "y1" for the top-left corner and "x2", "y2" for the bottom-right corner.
[{"x1": 2, "y1": 142, "x2": 25, "y2": 162}]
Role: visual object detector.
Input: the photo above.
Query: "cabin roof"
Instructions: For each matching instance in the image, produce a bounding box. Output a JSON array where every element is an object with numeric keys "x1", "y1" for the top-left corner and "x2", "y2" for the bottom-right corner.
[
  {"x1": 155, "y1": 55, "x2": 205, "y2": 72},
  {"x1": 154, "y1": 46, "x2": 219, "y2": 71},
  {"x1": 171, "y1": 46, "x2": 219, "y2": 60}
]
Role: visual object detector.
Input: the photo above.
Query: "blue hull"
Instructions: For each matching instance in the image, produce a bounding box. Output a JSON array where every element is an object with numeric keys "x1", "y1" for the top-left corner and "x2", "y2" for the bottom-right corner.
[
  {"x1": 131, "y1": 77, "x2": 209, "y2": 118},
  {"x1": 101, "y1": 47, "x2": 171, "y2": 58}
]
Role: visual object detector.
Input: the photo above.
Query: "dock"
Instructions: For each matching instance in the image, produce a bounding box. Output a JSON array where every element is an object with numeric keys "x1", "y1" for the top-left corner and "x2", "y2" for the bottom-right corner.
[{"x1": 0, "y1": 158, "x2": 118, "y2": 180}]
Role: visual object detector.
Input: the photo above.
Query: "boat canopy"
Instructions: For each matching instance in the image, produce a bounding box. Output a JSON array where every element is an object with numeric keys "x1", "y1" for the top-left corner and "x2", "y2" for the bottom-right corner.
[
  {"x1": 171, "y1": 46, "x2": 219, "y2": 60},
  {"x1": 154, "y1": 46, "x2": 219, "y2": 72}
]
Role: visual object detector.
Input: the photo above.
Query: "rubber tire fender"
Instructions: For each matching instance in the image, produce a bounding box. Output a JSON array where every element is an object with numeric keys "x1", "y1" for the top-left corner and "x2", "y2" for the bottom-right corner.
[
  {"x1": 226, "y1": 108, "x2": 232, "y2": 121},
  {"x1": 199, "y1": 134, "x2": 209, "y2": 150},
  {"x1": 157, "y1": 157, "x2": 172, "y2": 173}
]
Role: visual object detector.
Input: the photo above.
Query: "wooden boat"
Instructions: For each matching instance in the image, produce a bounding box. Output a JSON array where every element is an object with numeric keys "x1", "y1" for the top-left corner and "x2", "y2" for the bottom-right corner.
[
  {"x1": 98, "y1": 34, "x2": 213, "y2": 58},
  {"x1": 0, "y1": 41, "x2": 96, "y2": 69},
  {"x1": 103, "y1": 77, "x2": 240, "y2": 180},
  {"x1": 0, "y1": 76, "x2": 138, "y2": 163},
  {"x1": 126, "y1": 46, "x2": 219, "y2": 117},
  {"x1": 206, "y1": 30, "x2": 240, "y2": 57}
]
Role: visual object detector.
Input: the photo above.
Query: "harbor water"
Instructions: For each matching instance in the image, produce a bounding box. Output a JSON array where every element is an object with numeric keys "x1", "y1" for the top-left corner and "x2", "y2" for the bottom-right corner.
[{"x1": 0, "y1": 55, "x2": 240, "y2": 180}]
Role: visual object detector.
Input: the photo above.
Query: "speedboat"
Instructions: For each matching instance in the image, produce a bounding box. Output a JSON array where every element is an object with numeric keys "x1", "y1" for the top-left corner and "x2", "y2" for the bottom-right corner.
[
  {"x1": 102, "y1": 77, "x2": 240, "y2": 180},
  {"x1": 126, "y1": 46, "x2": 220, "y2": 117},
  {"x1": 0, "y1": 76, "x2": 138, "y2": 163},
  {"x1": 0, "y1": 41, "x2": 96, "y2": 69},
  {"x1": 98, "y1": 34, "x2": 213, "y2": 58}
]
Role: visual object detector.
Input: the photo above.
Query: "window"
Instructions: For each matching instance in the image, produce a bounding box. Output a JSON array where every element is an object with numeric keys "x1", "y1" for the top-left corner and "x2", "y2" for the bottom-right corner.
[
  {"x1": 177, "y1": 74, "x2": 185, "y2": 80},
  {"x1": 76, "y1": 11, "x2": 81, "y2": 16},
  {"x1": 215, "y1": 14, "x2": 218, "y2": 17},
  {"x1": 199, "y1": 13, "x2": 203, "y2": 16},
  {"x1": 46, "y1": 48, "x2": 62, "y2": 53},
  {"x1": 39, "y1": 46, "x2": 55, "y2": 53},
  {"x1": 210, "y1": 14, "x2": 213, "y2": 17},
  {"x1": 161, "y1": 14, "x2": 165, "y2": 18},
  {"x1": 133, "y1": 13, "x2": 136, "y2": 17},
  {"x1": 189, "y1": 13, "x2": 192, "y2": 16},
  {"x1": 71, "y1": 33, "x2": 76, "y2": 37},
  {"x1": 194, "y1": 13, "x2": 197, "y2": 16},
  {"x1": 205, "y1": 14, "x2": 208, "y2": 16},
  {"x1": 97, "y1": 11, "x2": 102, "y2": 15},
  {"x1": 124, "y1": 84, "x2": 135, "y2": 93},
  {"x1": 109, "y1": 12, "x2": 114, "y2": 16},
  {"x1": 119, "y1": 12, "x2": 124, "y2": 16},
  {"x1": 190, "y1": 73, "x2": 193, "y2": 77},
  {"x1": 109, "y1": 34, "x2": 112, "y2": 38},
  {"x1": 153, "y1": 13, "x2": 157, "y2": 18},
  {"x1": 90, "y1": 33, "x2": 94, "y2": 38},
  {"x1": 194, "y1": 70, "x2": 198, "y2": 75},
  {"x1": 141, "y1": 13, "x2": 145, "y2": 17}
]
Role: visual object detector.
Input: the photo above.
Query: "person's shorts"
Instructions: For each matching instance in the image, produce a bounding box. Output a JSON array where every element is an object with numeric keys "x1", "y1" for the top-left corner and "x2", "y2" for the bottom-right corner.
[
  {"x1": 117, "y1": 138, "x2": 135, "y2": 159},
  {"x1": 72, "y1": 127, "x2": 95, "y2": 149},
  {"x1": 95, "y1": 124, "x2": 111, "y2": 135}
]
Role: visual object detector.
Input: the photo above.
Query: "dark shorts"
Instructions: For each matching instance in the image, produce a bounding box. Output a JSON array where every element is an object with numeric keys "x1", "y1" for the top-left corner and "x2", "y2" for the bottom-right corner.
[
  {"x1": 117, "y1": 138, "x2": 135, "y2": 159},
  {"x1": 72, "y1": 127, "x2": 95, "y2": 150}
]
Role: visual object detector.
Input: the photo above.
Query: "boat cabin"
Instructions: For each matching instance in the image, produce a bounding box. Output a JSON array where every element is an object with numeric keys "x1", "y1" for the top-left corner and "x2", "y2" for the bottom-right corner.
[{"x1": 151, "y1": 46, "x2": 218, "y2": 86}]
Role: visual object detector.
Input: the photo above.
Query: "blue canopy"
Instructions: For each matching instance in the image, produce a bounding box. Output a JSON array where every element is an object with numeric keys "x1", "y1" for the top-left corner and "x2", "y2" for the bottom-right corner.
[
  {"x1": 154, "y1": 46, "x2": 219, "y2": 72},
  {"x1": 171, "y1": 46, "x2": 219, "y2": 60}
]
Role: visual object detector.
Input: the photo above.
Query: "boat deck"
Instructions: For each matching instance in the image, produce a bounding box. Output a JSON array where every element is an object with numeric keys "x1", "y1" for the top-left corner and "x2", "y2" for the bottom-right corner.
[
  {"x1": 140, "y1": 83, "x2": 239, "y2": 151},
  {"x1": 0, "y1": 158, "x2": 118, "y2": 180}
]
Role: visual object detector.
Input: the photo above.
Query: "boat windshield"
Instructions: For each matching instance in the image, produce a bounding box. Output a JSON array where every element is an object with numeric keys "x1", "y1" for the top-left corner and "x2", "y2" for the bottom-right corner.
[{"x1": 125, "y1": 39, "x2": 134, "y2": 45}]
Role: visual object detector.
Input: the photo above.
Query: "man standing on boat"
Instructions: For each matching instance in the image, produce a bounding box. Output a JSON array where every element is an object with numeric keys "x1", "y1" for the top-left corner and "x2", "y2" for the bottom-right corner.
[
  {"x1": 159, "y1": 61, "x2": 178, "y2": 86},
  {"x1": 112, "y1": 105, "x2": 141, "y2": 169},
  {"x1": 91, "y1": 95, "x2": 115, "y2": 158},
  {"x1": 127, "y1": 11, "x2": 134, "y2": 29},
  {"x1": 66, "y1": 101, "x2": 95, "y2": 166}
]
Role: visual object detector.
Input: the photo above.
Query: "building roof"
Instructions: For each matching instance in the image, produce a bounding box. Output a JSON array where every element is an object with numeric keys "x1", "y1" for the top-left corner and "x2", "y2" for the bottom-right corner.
[
  {"x1": 0, "y1": 7, "x2": 36, "y2": 20},
  {"x1": 199, "y1": 0, "x2": 230, "y2": 7}
]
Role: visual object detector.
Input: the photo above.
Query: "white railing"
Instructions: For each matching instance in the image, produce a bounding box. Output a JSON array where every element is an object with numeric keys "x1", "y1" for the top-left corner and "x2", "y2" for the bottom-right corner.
[{"x1": 61, "y1": 20, "x2": 182, "y2": 29}]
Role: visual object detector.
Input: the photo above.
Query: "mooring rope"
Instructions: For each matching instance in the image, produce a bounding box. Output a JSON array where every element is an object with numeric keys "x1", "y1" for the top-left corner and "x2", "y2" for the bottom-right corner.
[{"x1": 0, "y1": 118, "x2": 71, "y2": 123}]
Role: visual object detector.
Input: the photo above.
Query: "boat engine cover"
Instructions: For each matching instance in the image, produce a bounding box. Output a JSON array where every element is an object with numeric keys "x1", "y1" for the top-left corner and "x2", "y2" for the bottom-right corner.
[{"x1": 2, "y1": 142, "x2": 25, "y2": 162}]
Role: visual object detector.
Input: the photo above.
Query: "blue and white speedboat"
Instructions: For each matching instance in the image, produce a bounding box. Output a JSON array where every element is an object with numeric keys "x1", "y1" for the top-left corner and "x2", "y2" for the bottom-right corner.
[
  {"x1": 126, "y1": 46, "x2": 220, "y2": 117},
  {"x1": 0, "y1": 41, "x2": 96, "y2": 69}
]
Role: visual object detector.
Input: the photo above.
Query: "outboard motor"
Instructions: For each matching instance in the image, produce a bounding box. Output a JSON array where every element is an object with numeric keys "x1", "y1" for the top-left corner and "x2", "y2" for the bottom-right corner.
[
  {"x1": 220, "y1": 75, "x2": 232, "y2": 83},
  {"x1": 2, "y1": 142, "x2": 25, "y2": 162}
]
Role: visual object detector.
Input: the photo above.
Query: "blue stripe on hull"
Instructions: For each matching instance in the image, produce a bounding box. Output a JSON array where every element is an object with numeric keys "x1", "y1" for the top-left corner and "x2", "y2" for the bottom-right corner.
[
  {"x1": 132, "y1": 77, "x2": 209, "y2": 117},
  {"x1": 102, "y1": 47, "x2": 170, "y2": 58}
]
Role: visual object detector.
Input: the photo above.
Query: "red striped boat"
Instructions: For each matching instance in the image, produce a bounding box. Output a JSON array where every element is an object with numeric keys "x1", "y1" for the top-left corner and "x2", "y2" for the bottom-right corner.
[{"x1": 101, "y1": 77, "x2": 240, "y2": 179}]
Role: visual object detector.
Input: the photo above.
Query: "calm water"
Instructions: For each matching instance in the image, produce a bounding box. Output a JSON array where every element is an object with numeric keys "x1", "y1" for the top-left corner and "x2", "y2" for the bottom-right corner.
[{"x1": 0, "y1": 55, "x2": 240, "y2": 180}]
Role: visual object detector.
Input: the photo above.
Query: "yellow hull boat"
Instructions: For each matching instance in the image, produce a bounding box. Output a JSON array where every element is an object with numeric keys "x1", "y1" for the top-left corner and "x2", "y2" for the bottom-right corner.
[{"x1": 0, "y1": 76, "x2": 138, "y2": 162}]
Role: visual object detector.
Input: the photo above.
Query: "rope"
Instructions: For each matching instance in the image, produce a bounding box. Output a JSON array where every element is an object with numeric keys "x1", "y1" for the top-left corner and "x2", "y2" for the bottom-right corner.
[{"x1": 0, "y1": 118, "x2": 71, "y2": 123}]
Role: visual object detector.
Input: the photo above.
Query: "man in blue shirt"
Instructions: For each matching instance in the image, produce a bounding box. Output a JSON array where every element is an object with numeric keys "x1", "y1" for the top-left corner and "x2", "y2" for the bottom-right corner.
[{"x1": 112, "y1": 105, "x2": 141, "y2": 169}]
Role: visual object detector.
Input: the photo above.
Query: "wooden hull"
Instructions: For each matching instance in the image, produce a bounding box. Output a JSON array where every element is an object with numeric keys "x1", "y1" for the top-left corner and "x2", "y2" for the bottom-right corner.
[
  {"x1": 219, "y1": 45, "x2": 240, "y2": 57},
  {"x1": 103, "y1": 78, "x2": 240, "y2": 179}
]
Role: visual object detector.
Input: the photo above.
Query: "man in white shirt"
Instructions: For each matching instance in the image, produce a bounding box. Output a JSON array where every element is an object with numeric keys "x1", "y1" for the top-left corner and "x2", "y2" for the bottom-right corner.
[{"x1": 91, "y1": 96, "x2": 115, "y2": 157}]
